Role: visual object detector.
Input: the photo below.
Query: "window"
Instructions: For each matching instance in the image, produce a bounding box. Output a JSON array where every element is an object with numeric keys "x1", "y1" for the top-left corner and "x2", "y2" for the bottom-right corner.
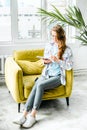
[
  {"x1": 68, "y1": 0, "x2": 76, "y2": 44},
  {"x1": 46, "y1": 0, "x2": 69, "y2": 41},
  {"x1": 0, "y1": 0, "x2": 76, "y2": 43},
  {"x1": 46, "y1": 0, "x2": 76, "y2": 44},
  {"x1": 18, "y1": 0, "x2": 42, "y2": 39},
  {"x1": 0, "y1": 0, "x2": 11, "y2": 41},
  {"x1": 47, "y1": 0, "x2": 68, "y2": 12}
]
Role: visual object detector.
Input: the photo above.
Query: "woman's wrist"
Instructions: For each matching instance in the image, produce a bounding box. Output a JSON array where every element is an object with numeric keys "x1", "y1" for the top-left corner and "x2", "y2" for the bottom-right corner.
[{"x1": 57, "y1": 58, "x2": 60, "y2": 63}]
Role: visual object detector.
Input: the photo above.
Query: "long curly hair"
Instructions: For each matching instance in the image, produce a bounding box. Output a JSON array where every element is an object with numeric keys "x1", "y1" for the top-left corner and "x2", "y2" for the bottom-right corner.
[{"x1": 52, "y1": 25, "x2": 66, "y2": 59}]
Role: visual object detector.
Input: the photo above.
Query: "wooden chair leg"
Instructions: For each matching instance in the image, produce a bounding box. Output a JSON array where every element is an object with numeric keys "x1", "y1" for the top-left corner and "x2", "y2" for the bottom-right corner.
[
  {"x1": 66, "y1": 97, "x2": 69, "y2": 106},
  {"x1": 18, "y1": 103, "x2": 21, "y2": 113}
]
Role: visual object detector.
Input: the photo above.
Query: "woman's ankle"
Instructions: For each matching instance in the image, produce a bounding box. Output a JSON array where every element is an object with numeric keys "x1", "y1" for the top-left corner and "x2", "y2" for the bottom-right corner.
[
  {"x1": 23, "y1": 110, "x2": 28, "y2": 118},
  {"x1": 30, "y1": 109, "x2": 37, "y2": 118}
]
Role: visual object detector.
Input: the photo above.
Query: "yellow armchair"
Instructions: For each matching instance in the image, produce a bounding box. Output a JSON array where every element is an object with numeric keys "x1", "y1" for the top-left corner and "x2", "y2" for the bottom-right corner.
[{"x1": 5, "y1": 49, "x2": 73, "y2": 112}]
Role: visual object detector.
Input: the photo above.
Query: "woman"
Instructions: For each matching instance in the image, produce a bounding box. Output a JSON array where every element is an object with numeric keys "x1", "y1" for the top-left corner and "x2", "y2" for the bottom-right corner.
[{"x1": 14, "y1": 25, "x2": 73, "y2": 128}]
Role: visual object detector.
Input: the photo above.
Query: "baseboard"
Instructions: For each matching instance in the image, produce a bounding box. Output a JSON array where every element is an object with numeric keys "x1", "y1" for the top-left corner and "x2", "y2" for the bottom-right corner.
[
  {"x1": 74, "y1": 69, "x2": 87, "y2": 76},
  {"x1": 0, "y1": 74, "x2": 5, "y2": 82}
]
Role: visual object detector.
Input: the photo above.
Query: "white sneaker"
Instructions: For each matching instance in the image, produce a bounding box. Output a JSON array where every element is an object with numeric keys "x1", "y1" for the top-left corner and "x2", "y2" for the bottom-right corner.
[
  {"x1": 13, "y1": 115, "x2": 26, "y2": 125},
  {"x1": 22, "y1": 115, "x2": 36, "y2": 128}
]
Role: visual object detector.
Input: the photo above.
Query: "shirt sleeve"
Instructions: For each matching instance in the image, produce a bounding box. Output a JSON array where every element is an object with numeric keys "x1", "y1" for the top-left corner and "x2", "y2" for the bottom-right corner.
[
  {"x1": 58, "y1": 47, "x2": 73, "y2": 70},
  {"x1": 44, "y1": 43, "x2": 50, "y2": 58}
]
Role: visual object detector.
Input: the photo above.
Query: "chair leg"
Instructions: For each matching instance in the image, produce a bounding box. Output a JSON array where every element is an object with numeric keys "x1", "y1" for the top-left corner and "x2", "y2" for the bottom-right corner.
[
  {"x1": 18, "y1": 103, "x2": 21, "y2": 113},
  {"x1": 8, "y1": 90, "x2": 10, "y2": 93},
  {"x1": 66, "y1": 97, "x2": 69, "y2": 106}
]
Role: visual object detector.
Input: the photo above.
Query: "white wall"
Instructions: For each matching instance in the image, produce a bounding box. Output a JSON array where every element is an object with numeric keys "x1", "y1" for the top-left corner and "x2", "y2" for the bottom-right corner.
[{"x1": 77, "y1": 0, "x2": 87, "y2": 24}]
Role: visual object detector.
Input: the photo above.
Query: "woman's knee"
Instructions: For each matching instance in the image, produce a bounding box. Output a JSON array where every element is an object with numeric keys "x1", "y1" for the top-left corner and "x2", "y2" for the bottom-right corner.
[
  {"x1": 31, "y1": 83, "x2": 37, "y2": 92},
  {"x1": 36, "y1": 82, "x2": 45, "y2": 91}
]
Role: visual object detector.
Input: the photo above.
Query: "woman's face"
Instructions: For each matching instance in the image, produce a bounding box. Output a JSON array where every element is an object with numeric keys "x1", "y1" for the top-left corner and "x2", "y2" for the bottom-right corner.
[{"x1": 51, "y1": 31, "x2": 58, "y2": 43}]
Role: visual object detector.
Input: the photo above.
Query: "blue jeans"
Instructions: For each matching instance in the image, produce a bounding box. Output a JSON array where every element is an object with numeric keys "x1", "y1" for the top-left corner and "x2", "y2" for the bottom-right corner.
[{"x1": 25, "y1": 75, "x2": 61, "y2": 111}]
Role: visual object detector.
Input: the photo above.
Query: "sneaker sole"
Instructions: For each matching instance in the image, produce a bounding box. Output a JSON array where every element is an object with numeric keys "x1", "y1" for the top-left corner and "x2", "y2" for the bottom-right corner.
[
  {"x1": 21, "y1": 120, "x2": 37, "y2": 128},
  {"x1": 13, "y1": 120, "x2": 26, "y2": 125}
]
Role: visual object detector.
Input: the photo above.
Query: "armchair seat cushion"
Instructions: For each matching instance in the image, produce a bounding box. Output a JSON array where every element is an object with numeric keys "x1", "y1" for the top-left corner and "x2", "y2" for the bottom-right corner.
[
  {"x1": 23, "y1": 75, "x2": 65, "y2": 99},
  {"x1": 43, "y1": 85, "x2": 65, "y2": 100}
]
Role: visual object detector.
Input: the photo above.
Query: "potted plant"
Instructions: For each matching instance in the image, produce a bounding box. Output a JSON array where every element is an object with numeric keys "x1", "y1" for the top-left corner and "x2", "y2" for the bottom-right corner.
[
  {"x1": 38, "y1": 5, "x2": 87, "y2": 70},
  {"x1": 38, "y1": 5, "x2": 87, "y2": 45}
]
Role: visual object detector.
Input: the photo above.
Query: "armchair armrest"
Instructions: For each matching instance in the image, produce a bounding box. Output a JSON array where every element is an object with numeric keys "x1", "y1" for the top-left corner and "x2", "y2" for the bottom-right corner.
[
  {"x1": 65, "y1": 69, "x2": 73, "y2": 96},
  {"x1": 5, "y1": 56, "x2": 24, "y2": 103}
]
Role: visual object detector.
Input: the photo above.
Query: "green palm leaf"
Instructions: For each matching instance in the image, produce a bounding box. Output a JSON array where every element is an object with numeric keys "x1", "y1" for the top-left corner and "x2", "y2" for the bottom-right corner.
[
  {"x1": 75, "y1": 36, "x2": 87, "y2": 44},
  {"x1": 38, "y1": 5, "x2": 87, "y2": 44}
]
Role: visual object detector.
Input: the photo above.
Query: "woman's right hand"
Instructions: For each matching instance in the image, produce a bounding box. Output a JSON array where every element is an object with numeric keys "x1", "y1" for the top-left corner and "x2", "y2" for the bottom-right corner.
[{"x1": 43, "y1": 59, "x2": 52, "y2": 64}]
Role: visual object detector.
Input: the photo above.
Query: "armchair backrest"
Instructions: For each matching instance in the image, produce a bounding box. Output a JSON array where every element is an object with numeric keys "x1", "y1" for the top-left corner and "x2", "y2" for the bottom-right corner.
[{"x1": 13, "y1": 49, "x2": 44, "y2": 62}]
